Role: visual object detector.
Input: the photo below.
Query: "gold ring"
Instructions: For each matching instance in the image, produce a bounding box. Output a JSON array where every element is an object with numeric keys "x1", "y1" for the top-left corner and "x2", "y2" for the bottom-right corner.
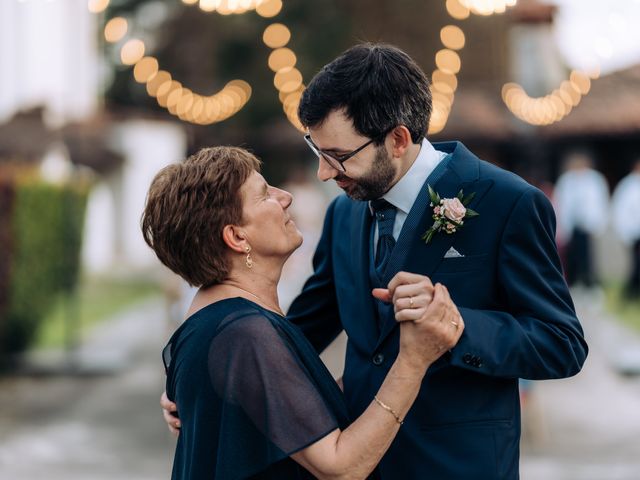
[
  {"x1": 409, "y1": 297, "x2": 414, "y2": 308},
  {"x1": 450, "y1": 320, "x2": 459, "y2": 328}
]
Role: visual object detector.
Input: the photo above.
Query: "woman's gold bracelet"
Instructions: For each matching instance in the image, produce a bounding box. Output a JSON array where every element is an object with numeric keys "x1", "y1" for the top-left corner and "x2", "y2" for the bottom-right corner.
[{"x1": 374, "y1": 395, "x2": 404, "y2": 425}]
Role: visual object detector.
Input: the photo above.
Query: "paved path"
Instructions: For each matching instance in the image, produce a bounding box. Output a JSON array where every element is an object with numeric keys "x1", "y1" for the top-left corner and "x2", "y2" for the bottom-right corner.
[
  {"x1": 520, "y1": 289, "x2": 640, "y2": 480},
  {"x1": 0, "y1": 297, "x2": 174, "y2": 480},
  {"x1": 0, "y1": 291, "x2": 639, "y2": 479}
]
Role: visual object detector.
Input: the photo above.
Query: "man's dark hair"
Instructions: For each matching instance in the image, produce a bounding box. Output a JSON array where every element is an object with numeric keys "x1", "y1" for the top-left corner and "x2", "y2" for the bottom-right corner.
[{"x1": 298, "y1": 43, "x2": 432, "y2": 144}]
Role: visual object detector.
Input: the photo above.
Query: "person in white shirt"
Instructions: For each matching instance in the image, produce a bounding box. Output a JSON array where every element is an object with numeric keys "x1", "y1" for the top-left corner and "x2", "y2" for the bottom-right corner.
[
  {"x1": 612, "y1": 159, "x2": 640, "y2": 299},
  {"x1": 554, "y1": 151, "x2": 610, "y2": 287}
]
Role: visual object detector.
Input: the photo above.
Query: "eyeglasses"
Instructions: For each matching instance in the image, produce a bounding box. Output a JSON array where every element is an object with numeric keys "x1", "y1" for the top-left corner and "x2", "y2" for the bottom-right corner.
[{"x1": 304, "y1": 134, "x2": 375, "y2": 172}]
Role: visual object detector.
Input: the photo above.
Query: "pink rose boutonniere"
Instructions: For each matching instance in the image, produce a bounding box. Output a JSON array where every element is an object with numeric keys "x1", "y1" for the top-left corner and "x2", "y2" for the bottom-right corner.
[{"x1": 421, "y1": 185, "x2": 479, "y2": 244}]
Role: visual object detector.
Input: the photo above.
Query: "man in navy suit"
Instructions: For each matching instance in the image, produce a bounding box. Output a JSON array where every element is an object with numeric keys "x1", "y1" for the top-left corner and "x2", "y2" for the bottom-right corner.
[
  {"x1": 162, "y1": 43, "x2": 587, "y2": 479},
  {"x1": 287, "y1": 43, "x2": 587, "y2": 479}
]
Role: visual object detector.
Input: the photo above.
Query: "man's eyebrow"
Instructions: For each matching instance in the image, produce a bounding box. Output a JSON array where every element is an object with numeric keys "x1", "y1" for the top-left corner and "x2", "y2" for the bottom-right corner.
[{"x1": 322, "y1": 146, "x2": 347, "y2": 154}]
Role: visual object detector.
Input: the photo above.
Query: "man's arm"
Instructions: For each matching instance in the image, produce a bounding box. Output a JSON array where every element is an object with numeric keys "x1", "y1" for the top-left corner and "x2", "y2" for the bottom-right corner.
[
  {"x1": 450, "y1": 187, "x2": 588, "y2": 379},
  {"x1": 287, "y1": 198, "x2": 343, "y2": 353}
]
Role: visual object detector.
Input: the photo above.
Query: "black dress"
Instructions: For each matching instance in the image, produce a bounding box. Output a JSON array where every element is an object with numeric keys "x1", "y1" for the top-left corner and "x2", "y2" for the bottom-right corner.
[{"x1": 162, "y1": 297, "x2": 351, "y2": 480}]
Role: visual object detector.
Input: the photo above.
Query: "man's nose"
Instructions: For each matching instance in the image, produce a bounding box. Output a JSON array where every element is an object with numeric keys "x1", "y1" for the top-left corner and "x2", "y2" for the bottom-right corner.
[{"x1": 317, "y1": 156, "x2": 338, "y2": 182}]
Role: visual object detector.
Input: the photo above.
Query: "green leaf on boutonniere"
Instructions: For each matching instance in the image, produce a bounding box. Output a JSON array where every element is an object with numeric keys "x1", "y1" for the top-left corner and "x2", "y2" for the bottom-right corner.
[
  {"x1": 428, "y1": 184, "x2": 441, "y2": 205},
  {"x1": 456, "y1": 189, "x2": 464, "y2": 201},
  {"x1": 465, "y1": 208, "x2": 480, "y2": 218},
  {"x1": 462, "y1": 191, "x2": 476, "y2": 206},
  {"x1": 421, "y1": 228, "x2": 436, "y2": 244}
]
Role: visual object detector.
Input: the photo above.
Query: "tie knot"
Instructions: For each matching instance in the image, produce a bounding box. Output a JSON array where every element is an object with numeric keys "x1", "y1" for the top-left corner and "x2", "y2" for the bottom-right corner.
[
  {"x1": 371, "y1": 199, "x2": 396, "y2": 234},
  {"x1": 370, "y1": 199, "x2": 395, "y2": 216}
]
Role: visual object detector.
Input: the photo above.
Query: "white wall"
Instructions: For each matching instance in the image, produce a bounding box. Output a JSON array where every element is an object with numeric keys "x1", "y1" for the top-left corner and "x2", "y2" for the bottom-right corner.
[
  {"x1": 82, "y1": 120, "x2": 187, "y2": 273},
  {"x1": 0, "y1": 0, "x2": 99, "y2": 126}
]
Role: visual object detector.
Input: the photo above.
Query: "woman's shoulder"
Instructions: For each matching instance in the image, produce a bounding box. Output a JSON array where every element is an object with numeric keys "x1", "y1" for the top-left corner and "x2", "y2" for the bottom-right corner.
[
  {"x1": 212, "y1": 300, "x2": 286, "y2": 349},
  {"x1": 166, "y1": 298, "x2": 274, "y2": 351}
]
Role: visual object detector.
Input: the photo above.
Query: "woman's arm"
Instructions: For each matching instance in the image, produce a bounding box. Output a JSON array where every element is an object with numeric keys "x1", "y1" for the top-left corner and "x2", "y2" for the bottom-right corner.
[{"x1": 292, "y1": 281, "x2": 463, "y2": 480}]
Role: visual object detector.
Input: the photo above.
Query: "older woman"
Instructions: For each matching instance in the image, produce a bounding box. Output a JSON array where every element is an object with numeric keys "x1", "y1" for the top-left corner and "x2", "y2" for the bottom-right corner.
[{"x1": 142, "y1": 146, "x2": 463, "y2": 480}]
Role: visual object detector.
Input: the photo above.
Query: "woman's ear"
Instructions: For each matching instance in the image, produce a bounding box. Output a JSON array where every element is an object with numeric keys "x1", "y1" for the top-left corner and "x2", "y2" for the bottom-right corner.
[
  {"x1": 390, "y1": 125, "x2": 412, "y2": 158},
  {"x1": 222, "y1": 224, "x2": 248, "y2": 254}
]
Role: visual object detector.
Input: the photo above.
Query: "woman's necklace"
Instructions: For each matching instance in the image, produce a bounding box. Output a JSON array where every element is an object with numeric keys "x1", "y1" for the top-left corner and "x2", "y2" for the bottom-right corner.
[{"x1": 224, "y1": 283, "x2": 284, "y2": 317}]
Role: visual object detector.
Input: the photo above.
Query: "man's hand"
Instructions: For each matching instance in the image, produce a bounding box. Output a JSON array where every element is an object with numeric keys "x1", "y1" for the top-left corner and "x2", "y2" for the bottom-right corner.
[
  {"x1": 373, "y1": 271, "x2": 435, "y2": 314},
  {"x1": 373, "y1": 272, "x2": 464, "y2": 373},
  {"x1": 161, "y1": 391, "x2": 181, "y2": 436}
]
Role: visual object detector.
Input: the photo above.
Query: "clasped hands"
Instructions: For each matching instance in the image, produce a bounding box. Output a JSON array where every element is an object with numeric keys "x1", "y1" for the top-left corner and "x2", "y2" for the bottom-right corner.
[
  {"x1": 161, "y1": 272, "x2": 464, "y2": 436},
  {"x1": 372, "y1": 272, "x2": 464, "y2": 372}
]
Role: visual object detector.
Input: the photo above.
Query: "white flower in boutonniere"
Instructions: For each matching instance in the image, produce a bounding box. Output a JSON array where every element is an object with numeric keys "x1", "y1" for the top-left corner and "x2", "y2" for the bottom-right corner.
[{"x1": 421, "y1": 185, "x2": 479, "y2": 244}]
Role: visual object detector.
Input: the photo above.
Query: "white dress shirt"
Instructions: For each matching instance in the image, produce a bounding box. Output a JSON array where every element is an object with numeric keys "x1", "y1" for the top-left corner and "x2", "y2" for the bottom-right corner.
[
  {"x1": 612, "y1": 172, "x2": 640, "y2": 245},
  {"x1": 553, "y1": 168, "x2": 610, "y2": 242},
  {"x1": 371, "y1": 139, "x2": 448, "y2": 249}
]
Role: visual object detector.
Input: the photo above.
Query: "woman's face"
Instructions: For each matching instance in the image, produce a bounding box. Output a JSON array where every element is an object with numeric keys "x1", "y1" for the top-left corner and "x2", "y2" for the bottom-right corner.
[{"x1": 239, "y1": 170, "x2": 303, "y2": 260}]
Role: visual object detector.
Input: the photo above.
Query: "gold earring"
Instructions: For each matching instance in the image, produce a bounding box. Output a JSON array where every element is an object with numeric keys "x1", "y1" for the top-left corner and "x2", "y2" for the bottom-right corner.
[{"x1": 245, "y1": 246, "x2": 253, "y2": 269}]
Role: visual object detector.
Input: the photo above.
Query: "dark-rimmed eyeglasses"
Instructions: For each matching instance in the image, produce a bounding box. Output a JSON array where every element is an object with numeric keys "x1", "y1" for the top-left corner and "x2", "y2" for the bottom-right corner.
[{"x1": 303, "y1": 134, "x2": 375, "y2": 172}]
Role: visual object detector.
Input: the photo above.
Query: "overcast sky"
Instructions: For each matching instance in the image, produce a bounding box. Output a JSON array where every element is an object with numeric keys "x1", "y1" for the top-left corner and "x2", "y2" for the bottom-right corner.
[{"x1": 551, "y1": 0, "x2": 640, "y2": 74}]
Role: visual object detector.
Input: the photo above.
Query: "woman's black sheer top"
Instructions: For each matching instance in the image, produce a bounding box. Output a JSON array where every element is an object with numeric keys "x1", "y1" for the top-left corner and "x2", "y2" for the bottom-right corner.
[{"x1": 162, "y1": 297, "x2": 351, "y2": 480}]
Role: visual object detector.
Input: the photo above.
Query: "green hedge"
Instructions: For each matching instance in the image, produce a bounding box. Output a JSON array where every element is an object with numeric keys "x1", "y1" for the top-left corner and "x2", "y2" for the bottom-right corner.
[{"x1": 0, "y1": 170, "x2": 89, "y2": 361}]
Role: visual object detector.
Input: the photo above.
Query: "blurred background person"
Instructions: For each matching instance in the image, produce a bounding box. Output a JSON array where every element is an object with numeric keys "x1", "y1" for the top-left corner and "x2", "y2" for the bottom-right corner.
[
  {"x1": 554, "y1": 150, "x2": 610, "y2": 288},
  {"x1": 612, "y1": 158, "x2": 640, "y2": 300}
]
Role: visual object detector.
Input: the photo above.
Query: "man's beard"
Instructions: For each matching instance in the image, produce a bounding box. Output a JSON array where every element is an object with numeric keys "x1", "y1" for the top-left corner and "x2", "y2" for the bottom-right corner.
[{"x1": 336, "y1": 145, "x2": 396, "y2": 201}]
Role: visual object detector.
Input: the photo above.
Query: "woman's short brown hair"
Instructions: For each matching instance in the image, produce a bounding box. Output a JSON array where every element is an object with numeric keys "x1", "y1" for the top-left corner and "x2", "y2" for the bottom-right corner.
[{"x1": 141, "y1": 146, "x2": 261, "y2": 287}]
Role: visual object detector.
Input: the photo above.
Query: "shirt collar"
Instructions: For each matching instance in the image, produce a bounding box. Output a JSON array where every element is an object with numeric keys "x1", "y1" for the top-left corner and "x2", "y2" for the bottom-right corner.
[{"x1": 371, "y1": 138, "x2": 445, "y2": 216}]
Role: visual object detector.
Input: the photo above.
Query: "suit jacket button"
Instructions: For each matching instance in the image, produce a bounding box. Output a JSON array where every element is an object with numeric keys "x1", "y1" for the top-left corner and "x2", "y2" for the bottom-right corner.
[
  {"x1": 373, "y1": 353, "x2": 385, "y2": 366},
  {"x1": 463, "y1": 353, "x2": 472, "y2": 364}
]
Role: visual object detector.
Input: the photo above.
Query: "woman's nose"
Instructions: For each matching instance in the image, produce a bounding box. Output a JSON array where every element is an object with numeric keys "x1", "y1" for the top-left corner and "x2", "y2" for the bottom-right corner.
[{"x1": 275, "y1": 187, "x2": 293, "y2": 208}]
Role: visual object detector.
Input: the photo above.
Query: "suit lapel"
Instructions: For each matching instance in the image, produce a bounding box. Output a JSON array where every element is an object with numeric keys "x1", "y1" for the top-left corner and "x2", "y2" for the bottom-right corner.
[{"x1": 375, "y1": 142, "x2": 492, "y2": 347}]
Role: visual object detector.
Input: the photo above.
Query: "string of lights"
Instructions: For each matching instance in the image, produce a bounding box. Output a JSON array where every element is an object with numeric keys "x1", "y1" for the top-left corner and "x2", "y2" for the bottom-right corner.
[
  {"x1": 90, "y1": 0, "x2": 301, "y2": 128},
  {"x1": 442, "y1": 0, "x2": 601, "y2": 128},
  {"x1": 90, "y1": 0, "x2": 602, "y2": 130}
]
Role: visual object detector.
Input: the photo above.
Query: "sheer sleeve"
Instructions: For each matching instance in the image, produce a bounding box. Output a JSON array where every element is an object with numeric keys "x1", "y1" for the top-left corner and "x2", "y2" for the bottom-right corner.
[{"x1": 208, "y1": 309, "x2": 339, "y2": 478}]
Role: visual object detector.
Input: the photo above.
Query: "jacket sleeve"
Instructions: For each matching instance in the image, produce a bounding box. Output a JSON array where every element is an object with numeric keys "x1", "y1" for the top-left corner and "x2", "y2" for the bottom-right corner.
[
  {"x1": 449, "y1": 187, "x2": 588, "y2": 379},
  {"x1": 286, "y1": 198, "x2": 343, "y2": 354}
]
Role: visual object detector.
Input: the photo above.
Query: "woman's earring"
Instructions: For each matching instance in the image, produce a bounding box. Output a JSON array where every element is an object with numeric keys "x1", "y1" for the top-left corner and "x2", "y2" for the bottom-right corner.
[{"x1": 245, "y1": 246, "x2": 253, "y2": 269}]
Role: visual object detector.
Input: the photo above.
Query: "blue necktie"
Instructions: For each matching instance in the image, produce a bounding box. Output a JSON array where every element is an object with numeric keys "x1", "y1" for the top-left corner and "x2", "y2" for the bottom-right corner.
[{"x1": 371, "y1": 199, "x2": 397, "y2": 278}]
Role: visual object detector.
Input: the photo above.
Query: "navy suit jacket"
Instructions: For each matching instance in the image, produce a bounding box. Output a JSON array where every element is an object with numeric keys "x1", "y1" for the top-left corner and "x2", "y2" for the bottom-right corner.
[{"x1": 287, "y1": 141, "x2": 588, "y2": 479}]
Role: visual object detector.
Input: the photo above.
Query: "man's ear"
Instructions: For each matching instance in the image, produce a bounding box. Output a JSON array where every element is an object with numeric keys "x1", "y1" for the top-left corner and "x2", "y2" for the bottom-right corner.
[
  {"x1": 389, "y1": 125, "x2": 413, "y2": 158},
  {"x1": 222, "y1": 224, "x2": 248, "y2": 254}
]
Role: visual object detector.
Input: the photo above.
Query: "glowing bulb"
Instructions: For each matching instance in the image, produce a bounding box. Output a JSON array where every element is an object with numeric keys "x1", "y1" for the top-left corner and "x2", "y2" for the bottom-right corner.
[
  {"x1": 120, "y1": 39, "x2": 145, "y2": 65},
  {"x1": 88, "y1": 0, "x2": 109, "y2": 14},
  {"x1": 104, "y1": 17, "x2": 128, "y2": 43},
  {"x1": 435, "y1": 49, "x2": 461, "y2": 75},
  {"x1": 256, "y1": 0, "x2": 282, "y2": 18},
  {"x1": 446, "y1": 0, "x2": 470, "y2": 20},
  {"x1": 133, "y1": 56, "x2": 159, "y2": 83},
  {"x1": 440, "y1": 25, "x2": 465, "y2": 50},
  {"x1": 268, "y1": 48, "x2": 297, "y2": 72},
  {"x1": 263, "y1": 23, "x2": 291, "y2": 48}
]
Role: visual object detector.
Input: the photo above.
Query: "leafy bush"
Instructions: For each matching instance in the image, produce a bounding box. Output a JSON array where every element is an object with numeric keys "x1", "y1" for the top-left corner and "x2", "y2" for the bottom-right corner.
[{"x1": 0, "y1": 168, "x2": 89, "y2": 361}]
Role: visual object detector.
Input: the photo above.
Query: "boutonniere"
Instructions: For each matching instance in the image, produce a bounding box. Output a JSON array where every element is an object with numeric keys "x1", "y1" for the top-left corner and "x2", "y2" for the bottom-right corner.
[{"x1": 421, "y1": 185, "x2": 479, "y2": 244}]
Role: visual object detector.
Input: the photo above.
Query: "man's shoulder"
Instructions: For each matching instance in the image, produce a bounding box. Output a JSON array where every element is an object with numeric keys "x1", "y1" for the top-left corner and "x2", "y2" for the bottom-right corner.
[
  {"x1": 437, "y1": 140, "x2": 534, "y2": 197},
  {"x1": 477, "y1": 158, "x2": 533, "y2": 195}
]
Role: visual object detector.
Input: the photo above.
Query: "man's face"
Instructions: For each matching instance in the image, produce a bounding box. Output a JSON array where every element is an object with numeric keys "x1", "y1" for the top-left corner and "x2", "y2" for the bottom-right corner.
[{"x1": 307, "y1": 110, "x2": 397, "y2": 201}]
